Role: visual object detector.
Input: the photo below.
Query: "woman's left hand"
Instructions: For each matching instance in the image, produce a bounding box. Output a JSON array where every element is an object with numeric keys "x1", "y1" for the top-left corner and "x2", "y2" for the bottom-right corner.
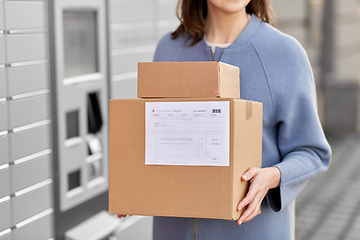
[{"x1": 236, "y1": 167, "x2": 281, "y2": 225}]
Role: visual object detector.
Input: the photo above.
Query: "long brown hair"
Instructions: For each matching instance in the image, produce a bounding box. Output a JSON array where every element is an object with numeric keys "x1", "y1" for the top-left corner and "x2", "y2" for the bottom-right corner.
[{"x1": 171, "y1": 0, "x2": 275, "y2": 46}]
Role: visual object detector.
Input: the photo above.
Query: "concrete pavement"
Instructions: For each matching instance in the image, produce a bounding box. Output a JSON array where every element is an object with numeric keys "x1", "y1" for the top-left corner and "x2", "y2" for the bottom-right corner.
[{"x1": 296, "y1": 133, "x2": 360, "y2": 240}]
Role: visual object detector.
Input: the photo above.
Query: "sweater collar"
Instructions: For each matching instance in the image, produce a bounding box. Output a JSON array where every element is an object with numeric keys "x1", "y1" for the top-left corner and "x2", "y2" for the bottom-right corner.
[{"x1": 199, "y1": 13, "x2": 262, "y2": 50}]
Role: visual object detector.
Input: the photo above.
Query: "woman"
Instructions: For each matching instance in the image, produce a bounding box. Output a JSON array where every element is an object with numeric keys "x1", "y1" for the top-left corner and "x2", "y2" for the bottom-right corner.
[{"x1": 121, "y1": 0, "x2": 331, "y2": 239}]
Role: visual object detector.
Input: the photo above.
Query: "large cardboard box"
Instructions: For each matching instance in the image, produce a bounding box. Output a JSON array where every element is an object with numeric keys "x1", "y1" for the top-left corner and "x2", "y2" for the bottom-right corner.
[
  {"x1": 109, "y1": 98, "x2": 262, "y2": 220},
  {"x1": 137, "y1": 62, "x2": 240, "y2": 98}
]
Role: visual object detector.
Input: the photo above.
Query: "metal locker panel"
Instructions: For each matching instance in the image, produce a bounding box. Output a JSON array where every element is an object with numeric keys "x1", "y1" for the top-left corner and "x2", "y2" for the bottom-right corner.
[
  {"x1": 12, "y1": 184, "x2": 52, "y2": 224},
  {"x1": 13, "y1": 213, "x2": 53, "y2": 240},
  {"x1": 0, "y1": 3, "x2": 4, "y2": 30},
  {"x1": 0, "y1": 102, "x2": 8, "y2": 132},
  {"x1": 158, "y1": 0, "x2": 178, "y2": 4},
  {"x1": 5, "y1": 1, "x2": 45, "y2": 30},
  {"x1": 11, "y1": 155, "x2": 50, "y2": 193},
  {"x1": 0, "y1": 167, "x2": 10, "y2": 198},
  {"x1": 111, "y1": 29, "x2": 154, "y2": 49},
  {"x1": 111, "y1": 78, "x2": 137, "y2": 99},
  {"x1": 0, "y1": 135, "x2": 10, "y2": 166},
  {"x1": 63, "y1": 143, "x2": 86, "y2": 174},
  {"x1": 111, "y1": 52, "x2": 154, "y2": 75},
  {"x1": 158, "y1": 5, "x2": 177, "y2": 20},
  {"x1": 0, "y1": 69, "x2": 7, "y2": 98},
  {"x1": 116, "y1": 216, "x2": 153, "y2": 240},
  {"x1": 7, "y1": 64, "x2": 47, "y2": 96},
  {"x1": 6, "y1": 34, "x2": 46, "y2": 63},
  {"x1": 9, "y1": 95, "x2": 48, "y2": 129},
  {"x1": 0, "y1": 36, "x2": 5, "y2": 65},
  {"x1": 110, "y1": 4, "x2": 153, "y2": 24},
  {"x1": 0, "y1": 198, "x2": 12, "y2": 232},
  {"x1": 0, "y1": 231, "x2": 11, "y2": 240},
  {"x1": 110, "y1": 0, "x2": 153, "y2": 4},
  {"x1": 65, "y1": 211, "x2": 120, "y2": 240},
  {"x1": 10, "y1": 124, "x2": 49, "y2": 161}
]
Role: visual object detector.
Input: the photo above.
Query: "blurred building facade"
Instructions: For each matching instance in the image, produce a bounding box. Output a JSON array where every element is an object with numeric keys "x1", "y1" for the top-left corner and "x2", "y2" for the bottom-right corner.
[{"x1": 0, "y1": 0, "x2": 359, "y2": 240}]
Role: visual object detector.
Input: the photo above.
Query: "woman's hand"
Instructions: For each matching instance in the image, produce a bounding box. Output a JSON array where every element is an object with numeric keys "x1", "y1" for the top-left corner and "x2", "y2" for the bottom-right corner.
[
  {"x1": 236, "y1": 167, "x2": 281, "y2": 225},
  {"x1": 117, "y1": 215, "x2": 127, "y2": 218}
]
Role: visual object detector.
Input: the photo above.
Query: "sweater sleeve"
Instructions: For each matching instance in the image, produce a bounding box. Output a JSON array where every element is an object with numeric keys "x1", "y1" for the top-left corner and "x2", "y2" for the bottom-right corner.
[{"x1": 265, "y1": 37, "x2": 332, "y2": 212}]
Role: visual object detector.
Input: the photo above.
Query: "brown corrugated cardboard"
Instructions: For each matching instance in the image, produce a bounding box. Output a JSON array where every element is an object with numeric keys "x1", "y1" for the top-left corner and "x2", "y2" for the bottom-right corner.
[
  {"x1": 137, "y1": 62, "x2": 240, "y2": 98},
  {"x1": 109, "y1": 98, "x2": 262, "y2": 220}
]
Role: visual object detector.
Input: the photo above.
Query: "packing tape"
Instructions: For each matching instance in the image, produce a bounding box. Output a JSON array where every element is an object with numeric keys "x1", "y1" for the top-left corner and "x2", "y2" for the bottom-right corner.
[{"x1": 246, "y1": 101, "x2": 252, "y2": 120}]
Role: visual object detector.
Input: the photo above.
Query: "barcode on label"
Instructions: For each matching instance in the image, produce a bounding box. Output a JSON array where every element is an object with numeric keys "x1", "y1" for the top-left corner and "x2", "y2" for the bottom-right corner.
[{"x1": 212, "y1": 109, "x2": 221, "y2": 113}]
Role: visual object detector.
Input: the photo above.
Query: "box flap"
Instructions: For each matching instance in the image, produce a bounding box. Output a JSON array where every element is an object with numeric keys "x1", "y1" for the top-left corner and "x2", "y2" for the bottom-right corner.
[{"x1": 219, "y1": 62, "x2": 240, "y2": 99}]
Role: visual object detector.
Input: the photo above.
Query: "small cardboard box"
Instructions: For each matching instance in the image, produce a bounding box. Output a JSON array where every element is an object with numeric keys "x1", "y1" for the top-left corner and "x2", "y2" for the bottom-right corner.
[
  {"x1": 109, "y1": 98, "x2": 262, "y2": 220},
  {"x1": 137, "y1": 61, "x2": 240, "y2": 98}
]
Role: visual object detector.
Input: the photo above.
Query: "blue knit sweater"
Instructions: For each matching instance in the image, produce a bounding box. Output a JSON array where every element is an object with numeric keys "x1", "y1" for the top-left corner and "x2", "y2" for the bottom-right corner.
[{"x1": 152, "y1": 14, "x2": 332, "y2": 240}]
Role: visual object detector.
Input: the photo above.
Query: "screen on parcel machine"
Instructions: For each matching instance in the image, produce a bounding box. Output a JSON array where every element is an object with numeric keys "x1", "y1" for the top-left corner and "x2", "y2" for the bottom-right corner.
[{"x1": 145, "y1": 101, "x2": 230, "y2": 166}]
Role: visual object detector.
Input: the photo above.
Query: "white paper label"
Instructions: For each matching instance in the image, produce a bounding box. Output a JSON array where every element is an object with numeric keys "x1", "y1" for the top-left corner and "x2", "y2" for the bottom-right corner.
[{"x1": 145, "y1": 101, "x2": 230, "y2": 166}]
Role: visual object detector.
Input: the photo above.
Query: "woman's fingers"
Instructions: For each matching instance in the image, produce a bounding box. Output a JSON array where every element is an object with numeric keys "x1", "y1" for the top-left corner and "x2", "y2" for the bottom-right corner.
[
  {"x1": 241, "y1": 167, "x2": 260, "y2": 182},
  {"x1": 237, "y1": 167, "x2": 279, "y2": 225},
  {"x1": 237, "y1": 183, "x2": 258, "y2": 211},
  {"x1": 240, "y1": 206, "x2": 259, "y2": 224},
  {"x1": 237, "y1": 167, "x2": 261, "y2": 211},
  {"x1": 236, "y1": 167, "x2": 282, "y2": 225},
  {"x1": 237, "y1": 193, "x2": 264, "y2": 225}
]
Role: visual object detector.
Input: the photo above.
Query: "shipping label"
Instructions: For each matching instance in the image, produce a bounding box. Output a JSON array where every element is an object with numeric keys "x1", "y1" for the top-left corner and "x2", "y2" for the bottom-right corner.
[{"x1": 145, "y1": 101, "x2": 230, "y2": 166}]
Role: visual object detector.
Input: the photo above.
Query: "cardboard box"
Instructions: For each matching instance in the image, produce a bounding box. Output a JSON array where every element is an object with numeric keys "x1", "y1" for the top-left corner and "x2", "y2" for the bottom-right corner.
[
  {"x1": 137, "y1": 62, "x2": 240, "y2": 98},
  {"x1": 109, "y1": 98, "x2": 262, "y2": 220}
]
